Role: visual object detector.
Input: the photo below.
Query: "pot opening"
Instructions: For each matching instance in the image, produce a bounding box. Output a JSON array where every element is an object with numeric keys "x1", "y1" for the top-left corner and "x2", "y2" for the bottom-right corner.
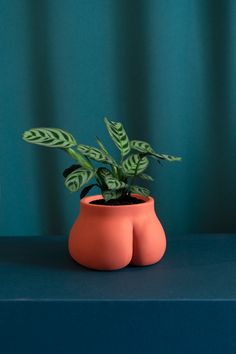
[{"x1": 89, "y1": 195, "x2": 145, "y2": 206}]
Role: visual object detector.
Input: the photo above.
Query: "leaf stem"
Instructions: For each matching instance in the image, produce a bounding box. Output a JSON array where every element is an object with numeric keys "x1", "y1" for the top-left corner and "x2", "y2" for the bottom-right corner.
[{"x1": 63, "y1": 148, "x2": 94, "y2": 170}]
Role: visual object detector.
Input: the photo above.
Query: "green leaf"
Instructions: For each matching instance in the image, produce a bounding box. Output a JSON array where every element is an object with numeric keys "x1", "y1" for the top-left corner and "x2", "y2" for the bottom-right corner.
[
  {"x1": 97, "y1": 167, "x2": 126, "y2": 190},
  {"x1": 130, "y1": 140, "x2": 181, "y2": 162},
  {"x1": 95, "y1": 136, "x2": 117, "y2": 165},
  {"x1": 64, "y1": 168, "x2": 95, "y2": 192},
  {"x1": 151, "y1": 153, "x2": 182, "y2": 162},
  {"x1": 22, "y1": 128, "x2": 77, "y2": 148},
  {"x1": 102, "y1": 189, "x2": 123, "y2": 202},
  {"x1": 122, "y1": 154, "x2": 149, "y2": 176},
  {"x1": 63, "y1": 164, "x2": 81, "y2": 178},
  {"x1": 138, "y1": 173, "x2": 154, "y2": 181},
  {"x1": 80, "y1": 184, "x2": 98, "y2": 199},
  {"x1": 104, "y1": 117, "x2": 130, "y2": 156},
  {"x1": 130, "y1": 185, "x2": 150, "y2": 198},
  {"x1": 130, "y1": 140, "x2": 152, "y2": 153},
  {"x1": 64, "y1": 148, "x2": 94, "y2": 170},
  {"x1": 77, "y1": 144, "x2": 114, "y2": 164}
]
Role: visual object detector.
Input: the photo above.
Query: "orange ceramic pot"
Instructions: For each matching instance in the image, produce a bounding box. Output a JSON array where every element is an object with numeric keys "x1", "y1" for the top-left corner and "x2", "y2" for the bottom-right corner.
[{"x1": 69, "y1": 194, "x2": 166, "y2": 271}]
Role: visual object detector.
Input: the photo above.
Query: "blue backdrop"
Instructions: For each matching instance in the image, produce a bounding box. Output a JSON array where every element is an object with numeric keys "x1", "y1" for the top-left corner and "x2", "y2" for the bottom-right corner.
[{"x1": 1, "y1": 0, "x2": 236, "y2": 236}]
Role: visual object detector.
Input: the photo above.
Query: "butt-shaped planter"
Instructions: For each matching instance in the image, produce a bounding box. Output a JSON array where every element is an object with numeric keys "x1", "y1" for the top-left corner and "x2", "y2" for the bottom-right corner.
[{"x1": 69, "y1": 195, "x2": 166, "y2": 270}]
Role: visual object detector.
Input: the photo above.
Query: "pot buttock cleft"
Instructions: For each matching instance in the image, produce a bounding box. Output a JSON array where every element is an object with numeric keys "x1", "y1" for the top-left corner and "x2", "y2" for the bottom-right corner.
[{"x1": 69, "y1": 195, "x2": 166, "y2": 271}]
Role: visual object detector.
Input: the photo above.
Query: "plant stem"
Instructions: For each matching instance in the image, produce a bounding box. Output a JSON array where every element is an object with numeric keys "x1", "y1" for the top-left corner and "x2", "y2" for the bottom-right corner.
[{"x1": 64, "y1": 148, "x2": 94, "y2": 170}]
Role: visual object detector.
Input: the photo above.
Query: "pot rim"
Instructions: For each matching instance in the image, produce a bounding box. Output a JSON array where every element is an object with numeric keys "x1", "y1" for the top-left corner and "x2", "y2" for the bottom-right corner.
[{"x1": 80, "y1": 194, "x2": 154, "y2": 208}]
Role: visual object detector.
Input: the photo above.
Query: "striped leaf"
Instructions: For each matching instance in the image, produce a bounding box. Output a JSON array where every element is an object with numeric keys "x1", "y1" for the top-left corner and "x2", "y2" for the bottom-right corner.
[
  {"x1": 22, "y1": 128, "x2": 77, "y2": 148},
  {"x1": 96, "y1": 136, "x2": 117, "y2": 165},
  {"x1": 130, "y1": 140, "x2": 181, "y2": 162},
  {"x1": 64, "y1": 168, "x2": 95, "y2": 192},
  {"x1": 138, "y1": 173, "x2": 154, "y2": 181},
  {"x1": 104, "y1": 117, "x2": 130, "y2": 156},
  {"x1": 97, "y1": 168, "x2": 126, "y2": 190},
  {"x1": 130, "y1": 185, "x2": 150, "y2": 198},
  {"x1": 151, "y1": 153, "x2": 182, "y2": 162},
  {"x1": 105, "y1": 178, "x2": 126, "y2": 190},
  {"x1": 130, "y1": 140, "x2": 152, "y2": 154},
  {"x1": 77, "y1": 144, "x2": 114, "y2": 164},
  {"x1": 102, "y1": 189, "x2": 123, "y2": 202},
  {"x1": 63, "y1": 164, "x2": 81, "y2": 178},
  {"x1": 122, "y1": 154, "x2": 149, "y2": 176}
]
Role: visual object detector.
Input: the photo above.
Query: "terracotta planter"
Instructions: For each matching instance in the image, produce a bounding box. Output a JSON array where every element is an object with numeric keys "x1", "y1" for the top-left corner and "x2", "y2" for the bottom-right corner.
[{"x1": 69, "y1": 194, "x2": 166, "y2": 271}]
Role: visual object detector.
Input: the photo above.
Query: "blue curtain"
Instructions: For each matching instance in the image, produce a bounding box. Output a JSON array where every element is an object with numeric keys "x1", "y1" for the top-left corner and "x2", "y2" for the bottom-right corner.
[{"x1": 1, "y1": 0, "x2": 236, "y2": 236}]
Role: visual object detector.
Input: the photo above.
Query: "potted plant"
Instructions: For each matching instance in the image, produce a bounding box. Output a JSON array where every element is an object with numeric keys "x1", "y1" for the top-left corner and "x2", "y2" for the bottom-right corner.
[{"x1": 22, "y1": 117, "x2": 181, "y2": 270}]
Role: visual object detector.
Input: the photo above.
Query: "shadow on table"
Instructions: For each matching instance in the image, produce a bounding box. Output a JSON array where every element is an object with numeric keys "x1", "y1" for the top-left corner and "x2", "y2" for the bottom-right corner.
[
  {"x1": 0, "y1": 235, "x2": 235, "y2": 273},
  {"x1": 0, "y1": 237, "x2": 163, "y2": 274},
  {"x1": 0, "y1": 237, "x2": 86, "y2": 272}
]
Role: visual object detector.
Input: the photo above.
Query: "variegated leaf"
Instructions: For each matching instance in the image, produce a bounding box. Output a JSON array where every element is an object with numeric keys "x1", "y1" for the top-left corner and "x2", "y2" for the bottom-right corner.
[
  {"x1": 64, "y1": 168, "x2": 95, "y2": 192},
  {"x1": 77, "y1": 144, "x2": 114, "y2": 164},
  {"x1": 130, "y1": 140, "x2": 152, "y2": 153},
  {"x1": 138, "y1": 173, "x2": 154, "y2": 181},
  {"x1": 102, "y1": 189, "x2": 123, "y2": 202},
  {"x1": 152, "y1": 153, "x2": 182, "y2": 162},
  {"x1": 130, "y1": 140, "x2": 181, "y2": 162},
  {"x1": 97, "y1": 167, "x2": 126, "y2": 190},
  {"x1": 130, "y1": 185, "x2": 150, "y2": 198},
  {"x1": 22, "y1": 128, "x2": 77, "y2": 148},
  {"x1": 95, "y1": 136, "x2": 117, "y2": 165},
  {"x1": 122, "y1": 154, "x2": 149, "y2": 176},
  {"x1": 63, "y1": 164, "x2": 81, "y2": 178},
  {"x1": 104, "y1": 117, "x2": 130, "y2": 156}
]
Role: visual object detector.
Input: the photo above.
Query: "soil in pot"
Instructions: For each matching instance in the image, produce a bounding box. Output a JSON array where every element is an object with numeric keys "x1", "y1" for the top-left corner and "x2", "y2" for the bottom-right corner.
[{"x1": 89, "y1": 195, "x2": 145, "y2": 206}]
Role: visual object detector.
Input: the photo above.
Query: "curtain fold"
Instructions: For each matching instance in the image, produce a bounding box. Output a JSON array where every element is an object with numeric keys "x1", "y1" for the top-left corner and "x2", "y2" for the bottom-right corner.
[{"x1": 0, "y1": 0, "x2": 235, "y2": 236}]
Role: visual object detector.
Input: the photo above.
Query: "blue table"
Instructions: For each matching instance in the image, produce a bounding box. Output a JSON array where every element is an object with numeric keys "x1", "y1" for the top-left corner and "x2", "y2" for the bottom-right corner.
[{"x1": 0, "y1": 234, "x2": 236, "y2": 354}]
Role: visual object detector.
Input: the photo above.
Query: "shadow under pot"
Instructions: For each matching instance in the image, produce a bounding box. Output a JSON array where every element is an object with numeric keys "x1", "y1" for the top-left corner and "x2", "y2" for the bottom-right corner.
[{"x1": 69, "y1": 194, "x2": 166, "y2": 271}]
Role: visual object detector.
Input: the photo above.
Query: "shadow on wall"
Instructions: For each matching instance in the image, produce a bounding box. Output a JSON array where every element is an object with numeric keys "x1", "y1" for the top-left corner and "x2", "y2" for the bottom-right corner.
[
  {"x1": 199, "y1": 0, "x2": 234, "y2": 231},
  {"x1": 113, "y1": 0, "x2": 151, "y2": 141},
  {"x1": 113, "y1": 0, "x2": 236, "y2": 233},
  {"x1": 27, "y1": 1, "x2": 66, "y2": 234}
]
